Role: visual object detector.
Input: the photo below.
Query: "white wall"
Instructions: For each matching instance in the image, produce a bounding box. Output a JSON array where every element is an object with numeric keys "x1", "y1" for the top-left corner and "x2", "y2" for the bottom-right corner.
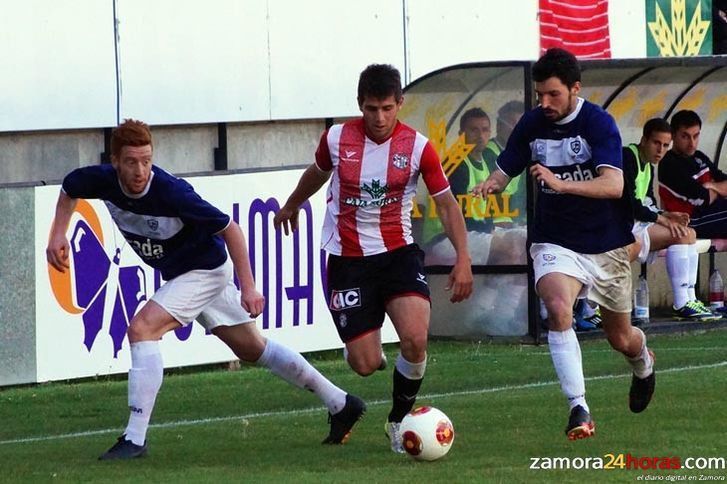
[
  {"x1": 405, "y1": 0, "x2": 541, "y2": 81},
  {"x1": 609, "y1": 0, "x2": 647, "y2": 59},
  {"x1": 1, "y1": 0, "x2": 651, "y2": 132},
  {"x1": 117, "y1": 0, "x2": 270, "y2": 125},
  {"x1": 0, "y1": 0, "x2": 117, "y2": 131},
  {"x1": 268, "y1": 0, "x2": 406, "y2": 120}
]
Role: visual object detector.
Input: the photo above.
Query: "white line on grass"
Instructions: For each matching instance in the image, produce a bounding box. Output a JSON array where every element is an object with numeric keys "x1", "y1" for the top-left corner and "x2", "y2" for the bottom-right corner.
[
  {"x1": 2, "y1": 360, "x2": 725, "y2": 446},
  {"x1": 526, "y1": 346, "x2": 727, "y2": 356}
]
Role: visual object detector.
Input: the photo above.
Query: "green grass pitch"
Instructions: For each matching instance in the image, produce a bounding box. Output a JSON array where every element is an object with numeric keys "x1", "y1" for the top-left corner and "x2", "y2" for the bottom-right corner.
[{"x1": 1, "y1": 329, "x2": 726, "y2": 483}]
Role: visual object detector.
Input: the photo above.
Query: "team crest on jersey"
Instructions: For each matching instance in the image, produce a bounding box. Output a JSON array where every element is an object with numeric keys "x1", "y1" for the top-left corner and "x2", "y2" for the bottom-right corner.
[
  {"x1": 570, "y1": 140, "x2": 581, "y2": 154},
  {"x1": 361, "y1": 179, "x2": 389, "y2": 200},
  {"x1": 392, "y1": 153, "x2": 409, "y2": 169},
  {"x1": 146, "y1": 218, "x2": 159, "y2": 231}
]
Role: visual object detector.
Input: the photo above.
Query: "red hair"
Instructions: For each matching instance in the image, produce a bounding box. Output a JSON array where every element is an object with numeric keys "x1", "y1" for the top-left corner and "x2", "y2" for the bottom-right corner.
[{"x1": 111, "y1": 119, "x2": 153, "y2": 157}]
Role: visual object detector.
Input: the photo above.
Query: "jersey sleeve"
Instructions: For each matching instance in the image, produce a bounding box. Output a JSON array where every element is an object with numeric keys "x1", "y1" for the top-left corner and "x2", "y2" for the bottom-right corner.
[
  {"x1": 420, "y1": 141, "x2": 450, "y2": 196},
  {"x1": 314, "y1": 129, "x2": 333, "y2": 171},
  {"x1": 173, "y1": 178, "x2": 231, "y2": 235},
  {"x1": 496, "y1": 114, "x2": 532, "y2": 178},
  {"x1": 61, "y1": 166, "x2": 111, "y2": 199},
  {"x1": 589, "y1": 111, "x2": 623, "y2": 170},
  {"x1": 659, "y1": 153, "x2": 711, "y2": 208}
]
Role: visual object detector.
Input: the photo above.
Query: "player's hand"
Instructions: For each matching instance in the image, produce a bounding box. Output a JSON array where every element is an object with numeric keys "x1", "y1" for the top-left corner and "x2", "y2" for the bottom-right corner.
[
  {"x1": 529, "y1": 163, "x2": 564, "y2": 192},
  {"x1": 663, "y1": 211, "x2": 690, "y2": 226},
  {"x1": 472, "y1": 180, "x2": 497, "y2": 198},
  {"x1": 241, "y1": 288, "x2": 266, "y2": 319},
  {"x1": 445, "y1": 259, "x2": 473, "y2": 303},
  {"x1": 46, "y1": 233, "x2": 71, "y2": 273},
  {"x1": 658, "y1": 214, "x2": 689, "y2": 239},
  {"x1": 273, "y1": 204, "x2": 299, "y2": 235}
]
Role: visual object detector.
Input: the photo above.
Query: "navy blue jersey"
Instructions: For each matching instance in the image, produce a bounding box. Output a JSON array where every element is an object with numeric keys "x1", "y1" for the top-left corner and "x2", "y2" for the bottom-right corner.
[
  {"x1": 62, "y1": 165, "x2": 230, "y2": 279},
  {"x1": 497, "y1": 98, "x2": 633, "y2": 253}
]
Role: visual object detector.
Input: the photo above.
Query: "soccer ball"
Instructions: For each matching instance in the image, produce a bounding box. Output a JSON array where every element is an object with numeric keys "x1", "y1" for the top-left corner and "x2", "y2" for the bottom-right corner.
[{"x1": 399, "y1": 406, "x2": 455, "y2": 461}]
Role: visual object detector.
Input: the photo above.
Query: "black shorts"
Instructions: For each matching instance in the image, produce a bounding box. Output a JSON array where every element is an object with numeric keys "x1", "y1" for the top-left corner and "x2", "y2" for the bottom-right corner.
[{"x1": 326, "y1": 243, "x2": 430, "y2": 343}]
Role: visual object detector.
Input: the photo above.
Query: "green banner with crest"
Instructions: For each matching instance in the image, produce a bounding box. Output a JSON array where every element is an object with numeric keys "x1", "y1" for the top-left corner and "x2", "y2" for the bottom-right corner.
[{"x1": 646, "y1": 0, "x2": 713, "y2": 56}]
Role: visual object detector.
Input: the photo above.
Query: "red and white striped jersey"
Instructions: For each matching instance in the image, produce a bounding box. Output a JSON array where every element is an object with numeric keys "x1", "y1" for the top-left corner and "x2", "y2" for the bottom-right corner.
[
  {"x1": 315, "y1": 118, "x2": 449, "y2": 257},
  {"x1": 539, "y1": 0, "x2": 612, "y2": 59}
]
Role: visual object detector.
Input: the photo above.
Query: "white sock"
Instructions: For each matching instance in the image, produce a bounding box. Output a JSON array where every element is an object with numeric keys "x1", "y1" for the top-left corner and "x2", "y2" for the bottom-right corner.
[
  {"x1": 666, "y1": 244, "x2": 690, "y2": 308},
  {"x1": 124, "y1": 341, "x2": 164, "y2": 446},
  {"x1": 626, "y1": 328, "x2": 654, "y2": 379},
  {"x1": 548, "y1": 329, "x2": 588, "y2": 412},
  {"x1": 687, "y1": 244, "x2": 699, "y2": 301},
  {"x1": 257, "y1": 339, "x2": 347, "y2": 414},
  {"x1": 395, "y1": 353, "x2": 427, "y2": 380}
]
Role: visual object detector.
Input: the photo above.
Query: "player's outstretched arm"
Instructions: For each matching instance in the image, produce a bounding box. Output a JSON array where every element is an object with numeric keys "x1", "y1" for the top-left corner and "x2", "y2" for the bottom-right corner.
[
  {"x1": 433, "y1": 190, "x2": 473, "y2": 303},
  {"x1": 274, "y1": 163, "x2": 331, "y2": 235},
  {"x1": 46, "y1": 191, "x2": 78, "y2": 273},
  {"x1": 471, "y1": 169, "x2": 510, "y2": 198},
  {"x1": 220, "y1": 221, "x2": 265, "y2": 318}
]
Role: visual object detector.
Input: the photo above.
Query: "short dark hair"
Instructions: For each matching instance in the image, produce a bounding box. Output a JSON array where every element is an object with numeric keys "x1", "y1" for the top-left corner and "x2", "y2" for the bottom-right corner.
[
  {"x1": 670, "y1": 110, "x2": 702, "y2": 133},
  {"x1": 357, "y1": 64, "x2": 403, "y2": 103},
  {"x1": 459, "y1": 107, "x2": 490, "y2": 132},
  {"x1": 532, "y1": 48, "x2": 581, "y2": 88},
  {"x1": 642, "y1": 118, "x2": 671, "y2": 139},
  {"x1": 111, "y1": 119, "x2": 152, "y2": 157},
  {"x1": 498, "y1": 100, "x2": 525, "y2": 120}
]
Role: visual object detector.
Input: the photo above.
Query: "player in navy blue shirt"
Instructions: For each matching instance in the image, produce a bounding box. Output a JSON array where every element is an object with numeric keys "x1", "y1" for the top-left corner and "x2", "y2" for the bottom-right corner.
[
  {"x1": 473, "y1": 49, "x2": 656, "y2": 440},
  {"x1": 46, "y1": 119, "x2": 364, "y2": 460},
  {"x1": 61, "y1": 164, "x2": 230, "y2": 280}
]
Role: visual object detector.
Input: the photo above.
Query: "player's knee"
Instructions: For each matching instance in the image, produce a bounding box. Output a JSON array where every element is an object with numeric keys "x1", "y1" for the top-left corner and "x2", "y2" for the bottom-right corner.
[
  {"x1": 684, "y1": 228, "x2": 697, "y2": 244},
  {"x1": 347, "y1": 357, "x2": 377, "y2": 377},
  {"x1": 543, "y1": 297, "x2": 572, "y2": 327},
  {"x1": 399, "y1": 335, "x2": 427, "y2": 363},
  {"x1": 127, "y1": 320, "x2": 153, "y2": 343}
]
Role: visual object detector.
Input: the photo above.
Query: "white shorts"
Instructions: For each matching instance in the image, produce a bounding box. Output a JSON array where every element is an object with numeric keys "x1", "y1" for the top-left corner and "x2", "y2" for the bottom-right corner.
[
  {"x1": 530, "y1": 242, "x2": 632, "y2": 313},
  {"x1": 632, "y1": 222, "x2": 658, "y2": 265},
  {"x1": 151, "y1": 258, "x2": 254, "y2": 330}
]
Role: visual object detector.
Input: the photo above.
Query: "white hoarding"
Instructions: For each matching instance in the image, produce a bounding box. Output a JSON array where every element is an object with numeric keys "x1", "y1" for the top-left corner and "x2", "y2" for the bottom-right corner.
[
  {"x1": 34, "y1": 169, "x2": 397, "y2": 382},
  {"x1": 267, "y1": 0, "x2": 406, "y2": 120},
  {"x1": 0, "y1": 0, "x2": 117, "y2": 131},
  {"x1": 117, "y1": 0, "x2": 271, "y2": 124}
]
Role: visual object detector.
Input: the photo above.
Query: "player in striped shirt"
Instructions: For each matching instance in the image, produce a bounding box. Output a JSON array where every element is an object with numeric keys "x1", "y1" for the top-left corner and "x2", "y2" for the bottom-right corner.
[{"x1": 275, "y1": 64, "x2": 472, "y2": 453}]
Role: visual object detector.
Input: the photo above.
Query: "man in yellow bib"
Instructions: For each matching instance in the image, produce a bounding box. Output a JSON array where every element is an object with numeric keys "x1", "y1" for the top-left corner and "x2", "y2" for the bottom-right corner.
[{"x1": 624, "y1": 118, "x2": 715, "y2": 320}]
